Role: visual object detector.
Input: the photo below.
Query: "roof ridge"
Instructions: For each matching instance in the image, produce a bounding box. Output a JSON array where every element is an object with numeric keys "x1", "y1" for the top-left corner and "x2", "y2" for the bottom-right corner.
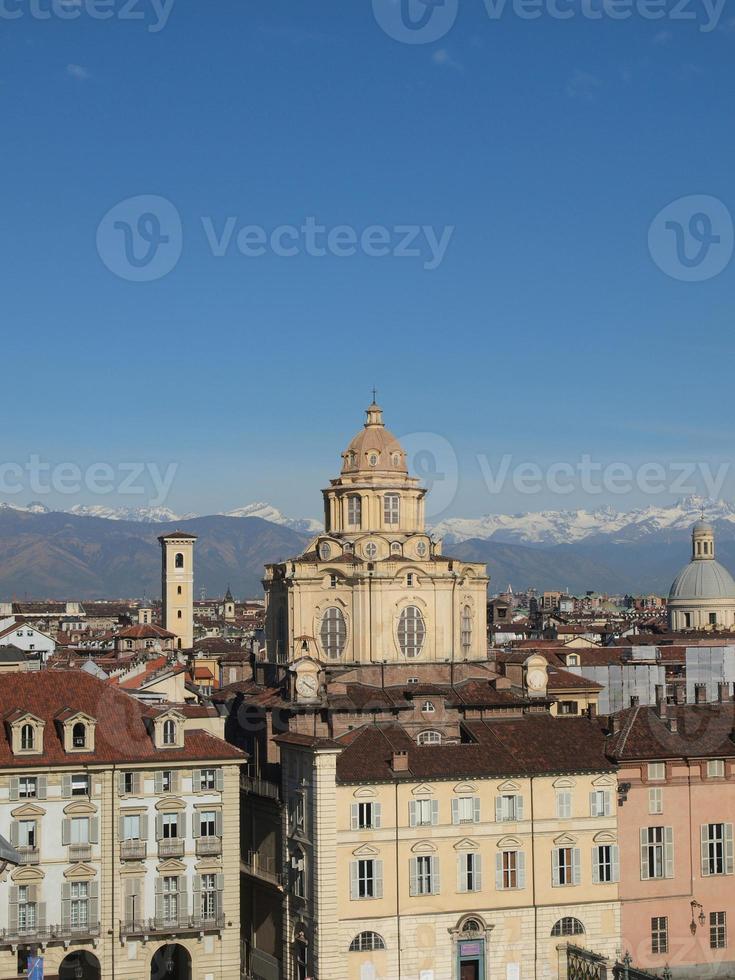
[{"x1": 615, "y1": 704, "x2": 641, "y2": 756}]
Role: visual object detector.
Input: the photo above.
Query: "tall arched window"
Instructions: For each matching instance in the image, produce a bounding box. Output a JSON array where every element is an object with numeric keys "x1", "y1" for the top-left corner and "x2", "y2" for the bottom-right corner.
[
  {"x1": 384, "y1": 494, "x2": 400, "y2": 525},
  {"x1": 347, "y1": 495, "x2": 362, "y2": 527},
  {"x1": 551, "y1": 918, "x2": 585, "y2": 937},
  {"x1": 398, "y1": 606, "x2": 425, "y2": 658},
  {"x1": 20, "y1": 724, "x2": 34, "y2": 750},
  {"x1": 349, "y1": 932, "x2": 386, "y2": 952},
  {"x1": 175, "y1": 553, "x2": 184, "y2": 569},
  {"x1": 163, "y1": 720, "x2": 176, "y2": 746},
  {"x1": 72, "y1": 722, "x2": 86, "y2": 748},
  {"x1": 461, "y1": 605, "x2": 472, "y2": 653},
  {"x1": 320, "y1": 607, "x2": 347, "y2": 659}
]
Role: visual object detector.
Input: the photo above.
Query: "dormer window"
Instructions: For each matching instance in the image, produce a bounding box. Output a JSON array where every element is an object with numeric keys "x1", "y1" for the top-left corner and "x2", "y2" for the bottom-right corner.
[
  {"x1": 72, "y1": 723, "x2": 86, "y2": 749},
  {"x1": 163, "y1": 720, "x2": 177, "y2": 746},
  {"x1": 421, "y1": 701, "x2": 435, "y2": 714},
  {"x1": 369, "y1": 453, "x2": 378, "y2": 467},
  {"x1": 21, "y1": 725, "x2": 34, "y2": 751}
]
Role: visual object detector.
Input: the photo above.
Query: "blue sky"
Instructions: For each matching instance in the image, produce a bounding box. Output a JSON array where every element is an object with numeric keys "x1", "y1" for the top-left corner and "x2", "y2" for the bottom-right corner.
[{"x1": 1, "y1": 0, "x2": 734, "y2": 521}]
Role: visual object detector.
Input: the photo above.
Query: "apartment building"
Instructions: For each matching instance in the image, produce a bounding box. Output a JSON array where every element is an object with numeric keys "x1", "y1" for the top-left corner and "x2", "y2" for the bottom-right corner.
[{"x1": 0, "y1": 670, "x2": 244, "y2": 980}]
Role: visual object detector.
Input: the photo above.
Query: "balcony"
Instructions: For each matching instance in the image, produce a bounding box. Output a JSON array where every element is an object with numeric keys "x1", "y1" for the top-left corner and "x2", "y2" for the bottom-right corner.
[
  {"x1": 196, "y1": 836, "x2": 222, "y2": 857},
  {"x1": 121, "y1": 914, "x2": 224, "y2": 939},
  {"x1": 158, "y1": 838, "x2": 185, "y2": 858},
  {"x1": 69, "y1": 844, "x2": 92, "y2": 863},
  {"x1": 16, "y1": 846, "x2": 40, "y2": 866},
  {"x1": 241, "y1": 774, "x2": 281, "y2": 802},
  {"x1": 121, "y1": 840, "x2": 147, "y2": 861},
  {"x1": 0, "y1": 921, "x2": 100, "y2": 947},
  {"x1": 241, "y1": 850, "x2": 283, "y2": 888}
]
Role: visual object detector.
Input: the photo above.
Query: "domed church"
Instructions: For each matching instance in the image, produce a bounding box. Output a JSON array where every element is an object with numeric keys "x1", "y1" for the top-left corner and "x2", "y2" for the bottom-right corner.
[
  {"x1": 668, "y1": 520, "x2": 735, "y2": 630},
  {"x1": 263, "y1": 400, "x2": 489, "y2": 669}
]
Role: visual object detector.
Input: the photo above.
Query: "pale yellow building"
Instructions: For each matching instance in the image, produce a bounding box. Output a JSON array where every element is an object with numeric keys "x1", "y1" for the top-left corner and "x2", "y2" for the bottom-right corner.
[{"x1": 160, "y1": 531, "x2": 197, "y2": 650}]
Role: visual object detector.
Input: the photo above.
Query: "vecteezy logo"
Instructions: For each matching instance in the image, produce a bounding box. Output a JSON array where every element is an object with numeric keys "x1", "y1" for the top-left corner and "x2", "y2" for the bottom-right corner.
[
  {"x1": 400, "y1": 431, "x2": 459, "y2": 518},
  {"x1": 372, "y1": 0, "x2": 458, "y2": 44},
  {"x1": 96, "y1": 195, "x2": 183, "y2": 282},
  {"x1": 648, "y1": 195, "x2": 733, "y2": 283}
]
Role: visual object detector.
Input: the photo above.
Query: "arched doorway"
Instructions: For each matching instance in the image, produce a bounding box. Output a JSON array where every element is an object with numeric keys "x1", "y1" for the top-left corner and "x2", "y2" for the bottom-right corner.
[
  {"x1": 150, "y1": 944, "x2": 192, "y2": 980},
  {"x1": 59, "y1": 951, "x2": 101, "y2": 980}
]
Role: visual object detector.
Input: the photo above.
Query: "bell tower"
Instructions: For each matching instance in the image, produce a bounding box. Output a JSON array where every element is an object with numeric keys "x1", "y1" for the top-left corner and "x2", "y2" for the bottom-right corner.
[{"x1": 158, "y1": 531, "x2": 197, "y2": 650}]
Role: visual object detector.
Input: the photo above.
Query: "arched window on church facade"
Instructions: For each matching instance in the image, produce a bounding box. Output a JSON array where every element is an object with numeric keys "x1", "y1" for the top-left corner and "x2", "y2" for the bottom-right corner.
[
  {"x1": 320, "y1": 607, "x2": 347, "y2": 659},
  {"x1": 398, "y1": 606, "x2": 425, "y2": 659},
  {"x1": 461, "y1": 605, "x2": 472, "y2": 654}
]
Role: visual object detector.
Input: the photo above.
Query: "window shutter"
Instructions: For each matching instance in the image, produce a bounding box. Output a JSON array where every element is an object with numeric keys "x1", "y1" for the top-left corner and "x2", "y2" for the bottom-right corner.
[
  {"x1": 90, "y1": 817, "x2": 99, "y2": 844},
  {"x1": 37, "y1": 775, "x2": 47, "y2": 801},
  {"x1": 193, "y1": 811, "x2": 201, "y2": 839},
  {"x1": 178, "y1": 812, "x2": 187, "y2": 839},
  {"x1": 603, "y1": 790, "x2": 612, "y2": 817},
  {"x1": 640, "y1": 828, "x2": 650, "y2": 880},
  {"x1": 665, "y1": 827, "x2": 674, "y2": 879},
  {"x1": 726, "y1": 824, "x2": 734, "y2": 875},
  {"x1": 192, "y1": 875, "x2": 201, "y2": 919},
  {"x1": 155, "y1": 878, "x2": 163, "y2": 920},
  {"x1": 8, "y1": 887, "x2": 18, "y2": 934},
  {"x1": 125, "y1": 878, "x2": 141, "y2": 921},
  {"x1": 89, "y1": 880, "x2": 99, "y2": 923},
  {"x1": 409, "y1": 857, "x2": 418, "y2": 896},
  {"x1": 154, "y1": 772, "x2": 163, "y2": 794},
  {"x1": 517, "y1": 851, "x2": 526, "y2": 889},
  {"x1": 215, "y1": 768, "x2": 224, "y2": 792},
  {"x1": 171, "y1": 771, "x2": 180, "y2": 794},
  {"x1": 572, "y1": 848, "x2": 581, "y2": 885},
  {"x1": 451, "y1": 799, "x2": 459, "y2": 825},
  {"x1": 193, "y1": 770, "x2": 202, "y2": 792},
  {"x1": 350, "y1": 862, "x2": 359, "y2": 900},
  {"x1": 374, "y1": 803, "x2": 382, "y2": 829},
  {"x1": 61, "y1": 882, "x2": 71, "y2": 928},
  {"x1": 9, "y1": 777, "x2": 18, "y2": 802},
  {"x1": 516, "y1": 795, "x2": 524, "y2": 821},
  {"x1": 119, "y1": 816, "x2": 126, "y2": 841},
  {"x1": 118, "y1": 772, "x2": 126, "y2": 795},
  {"x1": 495, "y1": 797, "x2": 503, "y2": 822},
  {"x1": 495, "y1": 853, "x2": 504, "y2": 890},
  {"x1": 9, "y1": 821, "x2": 18, "y2": 847},
  {"x1": 140, "y1": 814, "x2": 149, "y2": 840},
  {"x1": 474, "y1": 853, "x2": 482, "y2": 891},
  {"x1": 701, "y1": 825, "x2": 710, "y2": 877},
  {"x1": 215, "y1": 810, "x2": 223, "y2": 838},
  {"x1": 374, "y1": 860, "x2": 383, "y2": 899},
  {"x1": 37, "y1": 902, "x2": 46, "y2": 931},
  {"x1": 178, "y1": 877, "x2": 188, "y2": 924},
  {"x1": 409, "y1": 801, "x2": 417, "y2": 827},
  {"x1": 62, "y1": 774, "x2": 72, "y2": 798},
  {"x1": 155, "y1": 815, "x2": 163, "y2": 841},
  {"x1": 431, "y1": 856, "x2": 440, "y2": 894},
  {"x1": 62, "y1": 818, "x2": 71, "y2": 847},
  {"x1": 589, "y1": 792, "x2": 598, "y2": 817},
  {"x1": 430, "y1": 799, "x2": 439, "y2": 825},
  {"x1": 133, "y1": 772, "x2": 142, "y2": 795},
  {"x1": 552, "y1": 848, "x2": 560, "y2": 887},
  {"x1": 458, "y1": 855, "x2": 467, "y2": 893},
  {"x1": 351, "y1": 805, "x2": 359, "y2": 831},
  {"x1": 611, "y1": 845, "x2": 620, "y2": 883},
  {"x1": 473, "y1": 798, "x2": 481, "y2": 823},
  {"x1": 216, "y1": 872, "x2": 224, "y2": 893},
  {"x1": 592, "y1": 847, "x2": 600, "y2": 884}
]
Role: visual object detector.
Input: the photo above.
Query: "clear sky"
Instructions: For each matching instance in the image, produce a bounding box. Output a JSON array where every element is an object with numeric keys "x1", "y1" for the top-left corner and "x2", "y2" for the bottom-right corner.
[{"x1": 1, "y1": 0, "x2": 733, "y2": 521}]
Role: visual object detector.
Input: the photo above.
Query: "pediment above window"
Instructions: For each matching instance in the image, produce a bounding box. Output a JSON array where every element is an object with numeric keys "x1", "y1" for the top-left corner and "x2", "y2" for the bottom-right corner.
[
  {"x1": 552, "y1": 777, "x2": 576, "y2": 789},
  {"x1": 554, "y1": 833, "x2": 578, "y2": 846},
  {"x1": 63, "y1": 863, "x2": 96, "y2": 880},
  {"x1": 591, "y1": 774, "x2": 616, "y2": 787},
  {"x1": 453, "y1": 838, "x2": 480, "y2": 851},
  {"x1": 155, "y1": 797, "x2": 186, "y2": 812},
  {"x1": 497, "y1": 780, "x2": 521, "y2": 793},
  {"x1": 410, "y1": 840, "x2": 437, "y2": 854},
  {"x1": 10, "y1": 803, "x2": 46, "y2": 819},
  {"x1": 156, "y1": 858, "x2": 186, "y2": 874},
  {"x1": 353, "y1": 787, "x2": 377, "y2": 799},
  {"x1": 63, "y1": 801, "x2": 97, "y2": 816},
  {"x1": 411, "y1": 784, "x2": 435, "y2": 797},
  {"x1": 352, "y1": 843, "x2": 380, "y2": 857},
  {"x1": 496, "y1": 836, "x2": 523, "y2": 849},
  {"x1": 454, "y1": 782, "x2": 477, "y2": 794}
]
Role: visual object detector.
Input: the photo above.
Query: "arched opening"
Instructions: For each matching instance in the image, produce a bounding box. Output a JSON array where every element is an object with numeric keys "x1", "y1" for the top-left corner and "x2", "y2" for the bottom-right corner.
[
  {"x1": 20, "y1": 724, "x2": 34, "y2": 750},
  {"x1": 398, "y1": 605, "x2": 426, "y2": 659},
  {"x1": 551, "y1": 917, "x2": 585, "y2": 937},
  {"x1": 320, "y1": 607, "x2": 347, "y2": 659},
  {"x1": 163, "y1": 720, "x2": 176, "y2": 745},
  {"x1": 175, "y1": 553, "x2": 184, "y2": 569},
  {"x1": 59, "y1": 951, "x2": 101, "y2": 980},
  {"x1": 72, "y1": 722, "x2": 87, "y2": 748},
  {"x1": 150, "y1": 944, "x2": 192, "y2": 980}
]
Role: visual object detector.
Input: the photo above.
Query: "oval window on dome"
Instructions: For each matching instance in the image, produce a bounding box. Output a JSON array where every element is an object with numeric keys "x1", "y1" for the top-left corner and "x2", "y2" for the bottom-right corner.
[
  {"x1": 398, "y1": 605, "x2": 426, "y2": 659},
  {"x1": 320, "y1": 607, "x2": 347, "y2": 659},
  {"x1": 319, "y1": 542, "x2": 331, "y2": 560},
  {"x1": 392, "y1": 452, "x2": 401, "y2": 467},
  {"x1": 369, "y1": 453, "x2": 379, "y2": 466},
  {"x1": 416, "y1": 541, "x2": 427, "y2": 558}
]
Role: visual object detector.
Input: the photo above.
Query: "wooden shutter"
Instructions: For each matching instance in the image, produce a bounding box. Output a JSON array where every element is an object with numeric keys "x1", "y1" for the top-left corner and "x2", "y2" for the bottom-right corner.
[
  {"x1": 193, "y1": 770, "x2": 202, "y2": 792},
  {"x1": 9, "y1": 822, "x2": 18, "y2": 847},
  {"x1": 8, "y1": 886, "x2": 18, "y2": 934},
  {"x1": 473, "y1": 798, "x2": 481, "y2": 823},
  {"x1": 473, "y1": 853, "x2": 482, "y2": 891},
  {"x1": 350, "y1": 862, "x2": 359, "y2": 900},
  {"x1": 118, "y1": 816, "x2": 126, "y2": 841},
  {"x1": 495, "y1": 797, "x2": 503, "y2": 822},
  {"x1": 90, "y1": 817, "x2": 99, "y2": 844},
  {"x1": 516, "y1": 795, "x2": 524, "y2": 820},
  {"x1": 517, "y1": 851, "x2": 526, "y2": 889},
  {"x1": 374, "y1": 860, "x2": 383, "y2": 899},
  {"x1": 124, "y1": 878, "x2": 141, "y2": 921},
  {"x1": 640, "y1": 828, "x2": 650, "y2": 880},
  {"x1": 118, "y1": 772, "x2": 126, "y2": 795},
  {"x1": 572, "y1": 848, "x2": 581, "y2": 885},
  {"x1": 154, "y1": 772, "x2": 163, "y2": 794},
  {"x1": 9, "y1": 777, "x2": 18, "y2": 802},
  {"x1": 552, "y1": 848, "x2": 560, "y2": 887},
  {"x1": 178, "y1": 876, "x2": 188, "y2": 924},
  {"x1": 37, "y1": 902, "x2": 46, "y2": 931},
  {"x1": 603, "y1": 790, "x2": 612, "y2": 816},
  {"x1": 725, "y1": 824, "x2": 734, "y2": 875},
  {"x1": 409, "y1": 857, "x2": 418, "y2": 896},
  {"x1": 37, "y1": 775, "x2": 47, "y2": 801},
  {"x1": 215, "y1": 768, "x2": 225, "y2": 792},
  {"x1": 590, "y1": 792, "x2": 598, "y2": 817},
  {"x1": 611, "y1": 845, "x2": 620, "y2": 883},
  {"x1": 178, "y1": 812, "x2": 187, "y2": 839},
  {"x1": 665, "y1": 827, "x2": 674, "y2": 879},
  {"x1": 140, "y1": 814, "x2": 149, "y2": 840},
  {"x1": 61, "y1": 882, "x2": 71, "y2": 928},
  {"x1": 430, "y1": 799, "x2": 439, "y2": 825},
  {"x1": 351, "y1": 805, "x2": 359, "y2": 831},
  {"x1": 458, "y1": 855, "x2": 467, "y2": 893},
  {"x1": 215, "y1": 810, "x2": 223, "y2": 837},
  {"x1": 133, "y1": 772, "x2": 142, "y2": 795},
  {"x1": 192, "y1": 875, "x2": 201, "y2": 919},
  {"x1": 431, "y1": 856, "x2": 440, "y2": 894},
  {"x1": 154, "y1": 878, "x2": 163, "y2": 921},
  {"x1": 409, "y1": 801, "x2": 417, "y2": 827},
  {"x1": 451, "y1": 799, "x2": 459, "y2": 825},
  {"x1": 89, "y1": 880, "x2": 99, "y2": 924},
  {"x1": 192, "y1": 811, "x2": 201, "y2": 838},
  {"x1": 62, "y1": 774, "x2": 72, "y2": 798},
  {"x1": 495, "y1": 853, "x2": 504, "y2": 890},
  {"x1": 62, "y1": 818, "x2": 71, "y2": 846},
  {"x1": 171, "y1": 771, "x2": 180, "y2": 794},
  {"x1": 155, "y1": 814, "x2": 163, "y2": 841},
  {"x1": 592, "y1": 846, "x2": 600, "y2": 884},
  {"x1": 701, "y1": 825, "x2": 710, "y2": 876},
  {"x1": 373, "y1": 802, "x2": 382, "y2": 829}
]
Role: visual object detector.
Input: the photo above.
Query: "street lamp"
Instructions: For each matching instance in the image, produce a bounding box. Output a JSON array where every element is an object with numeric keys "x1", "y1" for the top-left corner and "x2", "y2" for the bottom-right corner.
[{"x1": 662, "y1": 967, "x2": 672, "y2": 980}]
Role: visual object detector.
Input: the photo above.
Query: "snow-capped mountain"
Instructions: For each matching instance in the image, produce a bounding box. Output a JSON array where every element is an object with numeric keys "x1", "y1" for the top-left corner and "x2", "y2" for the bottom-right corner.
[
  {"x1": 67, "y1": 504, "x2": 193, "y2": 523},
  {"x1": 221, "y1": 502, "x2": 322, "y2": 535},
  {"x1": 0, "y1": 501, "x2": 51, "y2": 515},
  {"x1": 431, "y1": 496, "x2": 735, "y2": 546}
]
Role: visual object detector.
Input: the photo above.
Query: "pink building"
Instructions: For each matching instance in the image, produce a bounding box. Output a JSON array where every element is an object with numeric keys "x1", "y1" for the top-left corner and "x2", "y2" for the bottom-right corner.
[{"x1": 607, "y1": 699, "x2": 735, "y2": 978}]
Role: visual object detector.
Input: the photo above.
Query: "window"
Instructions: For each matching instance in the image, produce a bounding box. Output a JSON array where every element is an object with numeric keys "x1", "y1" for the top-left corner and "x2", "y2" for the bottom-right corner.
[
  {"x1": 347, "y1": 495, "x2": 362, "y2": 527},
  {"x1": 709, "y1": 612, "x2": 718, "y2": 626},
  {"x1": 417, "y1": 730, "x2": 441, "y2": 745},
  {"x1": 406, "y1": 573, "x2": 414, "y2": 587},
  {"x1": 593, "y1": 844, "x2": 620, "y2": 883},
  {"x1": 710, "y1": 911, "x2": 727, "y2": 950},
  {"x1": 590, "y1": 789, "x2": 612, "y2": 817},
  {"x1": 410, "y1": 855, "x2": 439, "y2": 896},
  {"x1": 421, "y1": 701, "x2": 435, "y2": 713},
  {"x1": 320, "y1": 607, "x2": 347, "y2": 659},
  {"x1": 558, "y1": 701, "x2": 579, "y2": 715},
  {"x1": 409, "y1": 799, "x2": 438, "y2": 827},
  {"x1": 19, "y1": 777, "x2": 37, "y2": 800},
  {"x1": 391, "y1": 541, "x2": 401, "y2": 556},
  {"x1": 651, "y1": 916, "x2": 668, "y2": 954},
  {"x1": 70, "y1": 882, "x2": 89, "y2": 929},
  {"x1": 319, "y1": 542, "x2": 331, "y2": 560},
  {"x1": 458, "y1": 852, "x2": 482, "y2": 892},
  {"x1": 349, "y1": 932, "x2": 386, "y2": 952},
  {"x1": 201, "y1": 873, "x2": 217, "y2": 920},
  {"x1": 71, "y1": 773, "x2": 90, "y2": 796},
  {"x1": 649, "y1": 787, "x2": 663, "y2": 815},
  {"x1": 72, "y1": 722, "x2": 86, "y2": 748},
  {"x1": 123, "y1": 814, "x2": 141, "y2": 840},
  {"x1": 20, "y1": 724, "x2": 34, "y2": 751},
  {"x1": 71, "y1": 817, "x2": 90, "y2": 845},
  {"x1": 18, "y1": 886, "x2": 36, "y2": 932},
  {"x1": 701, "y1": 823, "x2": 734, "y2": 876},
  {"x1": 551, "y1": 918, "x2": 584, "y2": 937},
  {"x1": 162, "y1": 770, "x2": 173, "y2": 793},
  {"x1": 708, "y1": 760, "x2": 725, "y2": 778},
  {"x1": 293, "y1": 849, "x2": 306, "y2": 898},
  {"x1": 452, "y1": 797, "x2": 480, "y2": 825},
  {"x1": 461, "y1": 606, "x2": 472, "y2": 652},
  {"x1": 684, "y1": 612, "x2": 692, "y2": 628},
  {"x1": 162, "y1": 813, "x2": 179, "y2": 839},
  {"x1": 330, "y1": 574, "x2": 338, "y2": 589},
  {"x1": 369, "y1": 453, "x2": 378, "y2": 466},
  {"x1": 552, "y1": 846, "x2": 580, "y2": 887},
  {"x1": 384, "y1": 495, "x2": 400, "y2": 525},
  {"x1": 163, "y1": 720, "x2": 176, "y2": 745},
  {"x1": 556, "y1": 790, "x2": 572, "y2": 819},
  {"x1": 18, "y1": 820, "x2": 36, "y2": 848},
  {"x1": 365, "y1": 542, "x2": 377, "y2": 559},
  {"x1": 175, "y1": 553, "x2": 184, "y2": 568},
  {"x1": 496, "y1": 794, "x2": 523, "y2": 822},
  {"x1": 398, "y1": 606, "x2": 425, "y2": 658},
  {"x1": 497, "y1": 850, "x2": 525, "y2": 890},
  {"x1": 641, "y1": 827, "x2": 674, "y2": 880},
  {"x1": 199, "y1": 769, "x2": 217, "y2": 791},
  {"x1": 200, "y1": 810, "x2": 217, "y2": 837},
  {"x1": 351, "y1": 802, "x2": 381, "y2": 830},
  {"x1": 162, "y1": 876, "x2": 179, "y2": 922},
  {"x1": 648, "y1": 763, "x2": 665, "y2": 782},
  {"x1": 417, "y1": 541, "x2": 427, "y2": 557},
  {"x1": 350, "y1": 859, "x2": 382, "y2": 899}
]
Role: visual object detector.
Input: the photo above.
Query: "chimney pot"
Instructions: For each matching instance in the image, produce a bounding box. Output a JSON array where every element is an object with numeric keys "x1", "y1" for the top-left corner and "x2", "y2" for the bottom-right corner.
[
  {"x1": 668, "y1": 717, "x2": 678, "y2": 734},
  {"x1": 630, "y1": 695, "x2": 640, "y2": 707},
  {"x1": 695, "y1": 684, "x2": 707, "y2": 705}
]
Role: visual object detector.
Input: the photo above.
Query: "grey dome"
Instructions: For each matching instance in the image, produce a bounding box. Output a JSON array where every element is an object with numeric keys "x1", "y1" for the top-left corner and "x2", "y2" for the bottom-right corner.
[
  {"x1": 669, "y1": 559, "x2": 735, "y2": 601},
  {"x1": 692, "y1": 520, "x2": 714, "y2": 533}
]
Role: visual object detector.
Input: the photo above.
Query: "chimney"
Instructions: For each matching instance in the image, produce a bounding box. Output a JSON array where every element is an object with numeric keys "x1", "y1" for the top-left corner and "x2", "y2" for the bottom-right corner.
[
  {"x1": 630, "y1": 695, "x2": 640, "y2": 707},
  {"x1": 719, "y1": 682, "x2": 731, "y2": 703},
  {"x1": 668, "y1": 717, "x2": 678, "y2": 734},
  {"x1": 695, "y1": 684, "x2": 707, "y2": 705},
  {"x1": 675, "y1": 685, "x2": 686, "y2": 705},
  {"x1": 391, "y1": 750, "x2": 409, "y2": 772},
  {"x1": 588, "y1": 703, "x2": 597, "y2": 719},
  {"x1": 609, "y1": 715, "x2": 619, "y2": 735}
]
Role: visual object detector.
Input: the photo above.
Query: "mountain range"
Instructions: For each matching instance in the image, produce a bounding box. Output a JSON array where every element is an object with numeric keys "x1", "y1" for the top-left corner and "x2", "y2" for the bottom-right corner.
[{"x1": 0, "y1": 496, "x2": 731, "y2": 599}]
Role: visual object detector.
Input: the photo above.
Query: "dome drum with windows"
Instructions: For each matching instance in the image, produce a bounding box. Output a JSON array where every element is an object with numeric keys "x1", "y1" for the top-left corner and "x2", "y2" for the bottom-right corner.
[
  {"x1": 263, "y1": 401, "x2": 489, "y2": 666},
  {"x1": 668, "y1": 521, "x2": 735, "y2": 631}
]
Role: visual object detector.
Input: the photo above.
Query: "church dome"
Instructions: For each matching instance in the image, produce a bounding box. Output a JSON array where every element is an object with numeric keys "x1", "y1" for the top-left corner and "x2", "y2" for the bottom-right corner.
[
  {"x1": 341, "y1": 401, "x2": 408, "y2": 476},
  {"x1": 669, "y1": 559, "x2": 735, "y2": 601}
]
